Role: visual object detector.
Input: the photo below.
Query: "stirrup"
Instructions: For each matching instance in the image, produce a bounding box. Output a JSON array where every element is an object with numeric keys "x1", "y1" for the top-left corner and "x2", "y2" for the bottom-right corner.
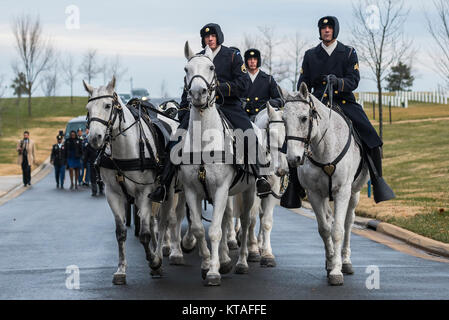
[
  {"x1": 256, "y1": 177, "x2": 272, "y2": 198},
  {"x1": 148, "y1": 185, "x2": 167, "y2": 203}
]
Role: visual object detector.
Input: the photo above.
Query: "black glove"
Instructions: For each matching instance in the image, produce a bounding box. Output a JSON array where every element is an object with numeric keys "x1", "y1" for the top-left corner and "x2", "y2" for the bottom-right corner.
[{"x1": 326, "y1": 74, "x2": 343, "y2": 91}]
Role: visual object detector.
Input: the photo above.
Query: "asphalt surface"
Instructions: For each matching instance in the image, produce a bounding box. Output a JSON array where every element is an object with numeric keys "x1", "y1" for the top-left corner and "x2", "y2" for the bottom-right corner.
[{"x1": 0, "y1": 172, "x2": 448, "y2": 300}]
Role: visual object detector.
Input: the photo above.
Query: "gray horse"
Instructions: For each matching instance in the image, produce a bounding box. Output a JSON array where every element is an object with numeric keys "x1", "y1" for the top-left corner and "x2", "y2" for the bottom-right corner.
[{"x1": 282, "y1": 83, "x2": 369, "y2": 286}]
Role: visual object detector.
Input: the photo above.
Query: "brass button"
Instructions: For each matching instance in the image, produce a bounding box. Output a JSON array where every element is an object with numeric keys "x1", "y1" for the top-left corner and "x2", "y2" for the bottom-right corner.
[
  {"x1": 342, "y1": 100, "x2": 346, "y2": 104},
  {"x1": 216, "y1": 95, "x2": 219, "y2": 99},
  {"x1": 246, "y1": 109, "x2": 250, "y2": 112},
  {"x1": 322, "y1": 81, "x2": 326, "y2": 85},
  {"x1": 255, "y1": 97, "x2": 259, "y2": 101},
  {"x1": 324, "y1": 93, "x2": 328, "y2": 97},
  {"x1": 246, "y1": 98, "x2": 250, "y2": 102},
  {"x1": 334, "y1": 90, "x2": 338, "y2": 94},
  {"x1": 255, "y1": 108, "x2": 259, "y2": 112}
]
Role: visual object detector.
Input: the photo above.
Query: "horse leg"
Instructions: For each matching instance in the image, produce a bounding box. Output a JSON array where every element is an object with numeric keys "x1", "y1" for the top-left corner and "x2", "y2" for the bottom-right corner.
[
  {"x1": 149, "y1": 212, "x2": 158, "y2": 252},
  {"x1": 247, "y1": 197, "x2": 261, "y2": 262},
  {"x1": 205, "y1": 187, "x2": 229, "y2": 286},
  {"x1": 341, "y1": 191, "x2": 359, "y2": 275},
  {"x1": 169, "y1": 193, "x2": 185, "y2": 265},
  {"x1": 259, "y1": 191, "x2": 277, "y2": 268},
  {"x1": 235, "y1": 187, "x2": 255, "y2": 275},
  {"x1": 184, "y1": 191, "x2": 210, "y2": 282},
  {"x1": 219, "y1": 197, "x2": 233, "y2": 274},
  {"x1": 328, "y1": 187, "x2": 351, "y2": 286},
  {"x1": 181, "y1": 200, "x2": 197, "y2": 253},
  {"x1": 225, "y1": 197, "x2": 238, "y2": 250},
  {"x1": 106, "y1": 192, "x2": 128, "y2": 285},
  {"x1": 307, "y1": 191, "x2": 334, "y2": 278}
]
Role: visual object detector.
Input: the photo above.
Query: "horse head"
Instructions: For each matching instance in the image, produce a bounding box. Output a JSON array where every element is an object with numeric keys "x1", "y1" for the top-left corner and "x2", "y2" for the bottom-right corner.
[
  {"x1": 282, "y1": 82, "x2": 320, "y2": 168},
  {"x1": 83, "y1": 76, "x2": 121, "y2": 149},
  {"x1": 266, "y1": 102, "x2": 288, "y2": 177},
  {"x1": 183, "y1": 41, "x2": 217, "y2": 109}
]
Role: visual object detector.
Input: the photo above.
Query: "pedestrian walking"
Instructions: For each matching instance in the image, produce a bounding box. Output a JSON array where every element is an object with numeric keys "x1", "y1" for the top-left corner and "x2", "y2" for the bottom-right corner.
[
  {"x1": 65, "y1": 130, "x2": 83, "y2": 190},
  {"x1": 16, "y1": 131, "x2": 36, "y2": 187},
  {"x1": 50, "y1": 134, "x2": 66, "y2": 188}
]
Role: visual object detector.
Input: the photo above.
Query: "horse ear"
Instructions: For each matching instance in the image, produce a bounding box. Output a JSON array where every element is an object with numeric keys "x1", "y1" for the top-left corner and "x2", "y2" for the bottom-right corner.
[
  {"x1": 267, "y1": 101, "x2": 275, "y2": 118},
  {"x1": 106, "y1": 76, "x2": 116, "y2": 91},
  {"x1": 299, "y1": 82, "x2": 309, "y2": 99},
  {"x1": 184, "y1": 41, "x2": 194, "y2": 60},
  {"x1": 83, "y1": 80, "x2": 94, "y2": 95}
]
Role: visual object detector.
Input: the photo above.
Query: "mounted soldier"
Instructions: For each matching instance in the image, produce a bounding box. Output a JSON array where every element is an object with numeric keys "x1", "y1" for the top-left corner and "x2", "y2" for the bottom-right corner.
[
  {"x1": 149, "y1": 23, "x2": 272, "y2": 202},
  {"x1": 294, "y1": 16, "x2": 394, "y2": 203},
  {"x1": 243, "y1": 48, "x2": 282, "y2": 121}
]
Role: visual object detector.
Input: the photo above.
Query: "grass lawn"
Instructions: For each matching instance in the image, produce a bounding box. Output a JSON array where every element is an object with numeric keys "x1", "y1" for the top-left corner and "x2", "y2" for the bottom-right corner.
[{"x1": 0, "y1": 97, "x2": 87, "y2": 175}]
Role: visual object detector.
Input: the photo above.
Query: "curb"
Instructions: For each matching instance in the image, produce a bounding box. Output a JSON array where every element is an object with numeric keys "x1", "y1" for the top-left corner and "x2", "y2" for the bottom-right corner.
[
  {"x1": 0, "y1": 156, "x2": 52, "y2": 206},
  {"x1": 297, "y1": 200, "x2": 449, "y2": 259}
]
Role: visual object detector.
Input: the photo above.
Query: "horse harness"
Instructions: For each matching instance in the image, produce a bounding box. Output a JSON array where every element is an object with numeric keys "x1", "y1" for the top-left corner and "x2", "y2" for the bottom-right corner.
[
  {"x1": 285, "y1": 94, "x2": 363, "y2": 201},
  {"x1": 87, "y1": 93, "x2": 163, "y2": 204}
]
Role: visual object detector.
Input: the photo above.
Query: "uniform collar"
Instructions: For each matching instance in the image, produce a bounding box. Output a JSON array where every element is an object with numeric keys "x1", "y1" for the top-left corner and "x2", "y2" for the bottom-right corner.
[
  {"x1": 211, "y1": 45, "x2": 222, "y2": 60},
  {"x1": 249, "y1": 69, "x2": 260, "y2": 83},
  {"x1": 321, "y1": 40, "x2": 338, "y2": 56}
]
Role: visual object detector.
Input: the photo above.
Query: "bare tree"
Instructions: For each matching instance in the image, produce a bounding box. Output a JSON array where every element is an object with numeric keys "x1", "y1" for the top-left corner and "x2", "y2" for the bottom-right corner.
[
  {"x1": 61, "y1": 53, "x2": 77, "y2": 104},
  {"x1": 109, "y1": 55, "x2": 128, "y2": 88},
  {"x1": 287, "y1": 32, "x2": 308, "y2": 91},
  {"x1": 11, "y1": 14, "x2": 54, "y2": 116},
  {"x1": 257, "y1": 25, "x2": 290, "y2": 83},
  {"x1": 160, "y1": 79, "x2": 169, "y2": 99},
  {"x1": 0, "y1": 74, "x2": 7, "y2": 136},
  {"x1": 42, "y1": 65, "x2": 58, "y2": 97},
  {"x1": 79, "y1": 49, "x2": 101, "y2": 85},
  {"x1": 240, "y1": 32, "x2": 259, "y2": 55},
  {"x1": 425, "y1": 0, "x2": 449, "y2": 87},
  {"x1": 351, "y1": 0, "x2": 411, "y2": 139}
]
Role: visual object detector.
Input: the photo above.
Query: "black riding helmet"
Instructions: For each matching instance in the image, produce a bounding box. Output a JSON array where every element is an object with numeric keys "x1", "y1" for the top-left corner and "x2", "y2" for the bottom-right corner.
[
  {"x1": 200, "y1": 23, "x2": 224, "y2": 48},
  {"x1": 318, "y1": 16, "x2": 340, "y2": 40},
  {"x1": 244, "y1": 48, "x2": 261, "y2": 68}
]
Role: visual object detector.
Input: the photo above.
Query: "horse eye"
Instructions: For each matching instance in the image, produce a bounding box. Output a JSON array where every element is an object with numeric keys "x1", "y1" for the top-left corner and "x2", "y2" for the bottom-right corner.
[
  {"x1": 105, "y1": 104, "x2": 111, "y2": 109},
  {"x1": 210, "y1": 65, "x2": 215, "y2": 71},
  {"x1": 300, "y1": 116, "x2": 308, "y2": 123}
]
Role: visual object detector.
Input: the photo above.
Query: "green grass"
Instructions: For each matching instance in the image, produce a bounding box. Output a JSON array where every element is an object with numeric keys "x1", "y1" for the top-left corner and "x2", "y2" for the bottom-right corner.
[
  {"x1": 363, "y1": 101, "x2": 449, "y2": 122},
  {"x1": 385, "y1": 210, "x2": 449, "y2": 244},
  {"x1": 0, "y1": 96, "x2": 87, "y2": 164}
]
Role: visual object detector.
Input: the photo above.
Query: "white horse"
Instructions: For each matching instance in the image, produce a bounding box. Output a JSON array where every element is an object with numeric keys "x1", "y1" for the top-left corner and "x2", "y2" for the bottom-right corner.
[
  {"x1": 84, "y1": 77, "x2": 175, "y2": 284},
  {"x1": 178, "y1": 42, "x2": 258, "y2": 286},
  {"x1": 229, "y1": 104, "x2": 288, "y2": 267},
  {"x1": 282, "y1": 83, "x2": 369, "y2": 286}
]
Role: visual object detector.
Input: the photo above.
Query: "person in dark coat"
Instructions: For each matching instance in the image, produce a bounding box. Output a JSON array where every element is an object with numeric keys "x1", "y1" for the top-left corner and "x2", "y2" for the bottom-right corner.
[
  {"x1": 84, "y1": 142, "x2": 104, "y2": 196},
  {"x1": 243, "y1": 48, "x2": 282, "y2": 120},
  {"x1": 149, "y1": 23, "x2": 271, "y2": 202},
  {"x1": 50, "y1": 135, "x2": 66, "y2": 188},
  {"x1": 295, "y1": 16, "x2": 394, "y2": 203},
  {"x1": 65, "y1": 130, "x2": 83, "y2": 190}
]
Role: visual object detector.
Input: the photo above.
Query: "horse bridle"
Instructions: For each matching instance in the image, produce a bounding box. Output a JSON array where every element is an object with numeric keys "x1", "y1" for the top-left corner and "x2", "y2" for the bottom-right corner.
[
  {"x1": 183, "y1": 54, "x2": 218, "y2": 110},
  {"x1": 266, "y1": 120, "x2": 286, "y2": 155}
]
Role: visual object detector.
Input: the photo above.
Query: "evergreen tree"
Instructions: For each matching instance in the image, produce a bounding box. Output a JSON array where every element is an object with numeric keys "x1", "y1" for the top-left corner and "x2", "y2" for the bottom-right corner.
[{"x1": 385, "y1": 61, "x2": 414, "y2": 92}]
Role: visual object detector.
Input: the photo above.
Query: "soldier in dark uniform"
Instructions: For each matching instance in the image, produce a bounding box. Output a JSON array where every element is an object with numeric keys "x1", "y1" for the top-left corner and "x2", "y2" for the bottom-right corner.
[
  {"x1": 295, "y1": 16, "x2": 394, "y2": 203},
  {"x1": 85, "y1": 142, "x2": 104, "y2": 196},
  {"x1": 50, "y1": 135, "x2": 66, "y2": 188},
  {"x1": 149, "y1": 23, "x2": 271, "y2": 202},
  {"x1": 243, "y1": 48, "x2": 282, "y2": 120}
]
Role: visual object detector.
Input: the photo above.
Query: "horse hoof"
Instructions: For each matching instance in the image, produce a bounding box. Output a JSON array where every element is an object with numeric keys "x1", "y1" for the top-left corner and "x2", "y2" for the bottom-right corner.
[
  {"x1": 181, "y1": 240, "x2": 195, "y2": 254},
  {"x1": 248, "y1": 251, "x2": 261, "y2": 262},
  {"x1": 260, "y1": 257, "x2": 276, "y2": 268},
  {"x1": 162, "y1": 246, "x2": 171, "y2": 257},
  {"x1": 227, "y1": 240, "x2": 239, "y2": 250},
  {"x1": 112, "y1": 273, "x2": 126, "y2": 285},
  {"x1": 219, "y1": 261, "x2": 233, "y2": 274},
  {"x1": 203, "y1": 274, "x2": 221, "y2": 286},
  {"x1": 150, "y1": 268, "x2": 163, "y2": 278},
  {"x1": 342, "y1": 263, "x2": 354, "y2": 275},
  {"x1": 235, "y1": 263, "x2": 249, "y2": 274},
  {"x1": 169, "y1": 255, "x2": 185, "y2": 266},
  {"x1": 201, "y1": 268, "x2": 209, "y2": 280},
  {"x1": 328, "y1": 274, "x2": 344, "y2": 286},
  {"x1": 149, "y1": 259, "x2": 162, "y2": 271}
]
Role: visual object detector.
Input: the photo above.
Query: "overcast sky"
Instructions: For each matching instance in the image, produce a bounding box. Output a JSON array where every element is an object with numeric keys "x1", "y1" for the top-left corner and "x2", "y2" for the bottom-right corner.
[{"x1": 0, "y1": 0, "x2": 443, "y2": 98}]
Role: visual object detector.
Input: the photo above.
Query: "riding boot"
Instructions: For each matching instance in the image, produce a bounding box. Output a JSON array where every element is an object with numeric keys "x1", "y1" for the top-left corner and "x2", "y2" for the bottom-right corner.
[
  {"x1": 148, "y1": 157, "x2": 176, "y2": 203},
  {"x1": 366, "y1": 146, "x2": 395, "y2": 203},
  {"x1": 280, "y1": 166, "x2": 305, "y2": 209},
  {"x1": 250, "y1": 163, "x2": 272, "y2": 198}
]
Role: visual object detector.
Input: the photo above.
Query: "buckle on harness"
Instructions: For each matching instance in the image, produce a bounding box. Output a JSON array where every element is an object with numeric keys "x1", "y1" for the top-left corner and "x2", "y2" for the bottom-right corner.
[{"x1": 116, "y1": 173, "x2": 125, "y2": 183}]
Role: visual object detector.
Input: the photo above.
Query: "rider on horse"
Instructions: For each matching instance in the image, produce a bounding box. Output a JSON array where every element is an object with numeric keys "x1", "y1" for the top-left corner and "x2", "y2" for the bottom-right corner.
[
  {"x1": 242, "y1": 48, "x2": 283, "y2": 121},
  {"x1": 294, "y1": 16, "x2": 394, "y2": 204},
  {"x1": 149, "y1": 23, "x2": 272, "y2": 203}
]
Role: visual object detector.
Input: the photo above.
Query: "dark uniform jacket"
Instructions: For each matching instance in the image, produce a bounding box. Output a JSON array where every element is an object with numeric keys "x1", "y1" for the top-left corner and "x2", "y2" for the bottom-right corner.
[
  {"x1": 64, "y1": 137, "x2": 83, "y2": 159},
  {"x1": 51, "y1": 143, "x2": 66, "y2": 167},
  {"x1": 297, "y1": 41, "x2": 382, "y2": 149},
  {"x1": 84, "y1": 143, "x2": 98, "y2": 164},
  {"x1": 244, "y1": 70, "x2": 282, "y2": 118},
  {"x1": 178, "y1": 45, "x2": 250, "y2": 125}
]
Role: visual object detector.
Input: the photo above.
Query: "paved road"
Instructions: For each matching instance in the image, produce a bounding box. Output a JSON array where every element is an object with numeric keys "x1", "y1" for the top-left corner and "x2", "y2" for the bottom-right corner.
[{"x1": 0, "y1": 173, "x2": 448, "y2": 300}]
